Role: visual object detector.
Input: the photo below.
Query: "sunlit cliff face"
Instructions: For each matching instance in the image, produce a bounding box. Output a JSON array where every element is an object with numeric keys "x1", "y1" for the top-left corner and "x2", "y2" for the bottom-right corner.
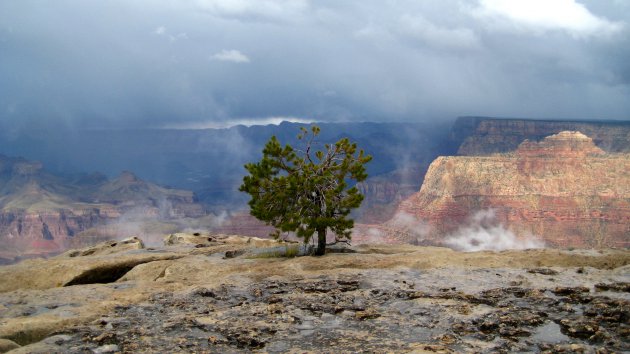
[{"x1": 385, "y1": 130, "x2": 630, "y2": 249}]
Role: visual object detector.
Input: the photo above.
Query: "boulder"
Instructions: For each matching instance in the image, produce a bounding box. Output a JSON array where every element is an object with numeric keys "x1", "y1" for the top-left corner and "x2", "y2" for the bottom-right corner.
[
  {"x1": 164, "y1": 232, "x2": 280, "y2": 248},
  {"x1": 164, "y1": 232, "x2": 214, "y2": 246},
  {"x1": 59, "y1": 237, "x2": 145, "y2": 258}
]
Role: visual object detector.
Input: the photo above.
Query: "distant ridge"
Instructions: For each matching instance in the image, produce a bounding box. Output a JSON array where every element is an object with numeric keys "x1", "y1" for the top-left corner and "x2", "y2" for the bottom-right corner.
[
  {"x1": 0, "y1": 154, "x2": 205, "y2": 263},
  {"x1": 451, "y1": 116, "x2": 630, "y2": 155},
  {"x1": 457, "y1": 116, "x2": 630, "y2": 124}
]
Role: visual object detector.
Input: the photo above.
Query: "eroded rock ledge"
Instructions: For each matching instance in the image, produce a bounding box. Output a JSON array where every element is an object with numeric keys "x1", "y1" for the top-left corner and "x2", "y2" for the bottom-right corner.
[{"x1": 0, "y1": 235, "x2": 628, "y2": 352}]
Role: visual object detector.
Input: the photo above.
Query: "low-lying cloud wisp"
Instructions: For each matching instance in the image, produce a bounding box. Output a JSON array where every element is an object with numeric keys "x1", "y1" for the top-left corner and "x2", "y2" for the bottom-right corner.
[
  {"x1": 444, "y1": 209, "x2": 544, "y2": 252},
  {"x1": 357, "y1": 211, "x2": 429, "y2": 245}
]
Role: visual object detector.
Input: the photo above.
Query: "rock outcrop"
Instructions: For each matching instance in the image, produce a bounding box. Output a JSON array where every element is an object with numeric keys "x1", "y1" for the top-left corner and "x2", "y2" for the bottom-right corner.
[
  {"x1": 164, "y1": 231, "x2": 280, "y2": 248},
  {"x1": 515, "y1": 131, "x2": 605, "y2": 158},
  {"x1": 0, "y1": 237, "x2": 628, "y2": 352},
  {"x1": 388, "y1": 131, "x2": 630, "y2": 248},
  {"x1": 453, "y1": 116, "x2": 630, "y2": 156},
  {"x1": 59, "y1": 236, "x2": 145, "y2": 258},
  {"x1": 0, "y1": 154, "x2": 205, "y2": 262}
]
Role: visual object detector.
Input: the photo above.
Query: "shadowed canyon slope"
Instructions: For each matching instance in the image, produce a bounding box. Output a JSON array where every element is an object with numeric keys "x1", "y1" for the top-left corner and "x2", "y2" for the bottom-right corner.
[
  {"x1": 0, "y1": 122, "x2": 454, "y2": 213},
  {"x1": 386, "y1": 131, "x2": 630, "y2": 248},
  {"x1": 0, "y1": 155, "x2": 204, "y2": 263}
]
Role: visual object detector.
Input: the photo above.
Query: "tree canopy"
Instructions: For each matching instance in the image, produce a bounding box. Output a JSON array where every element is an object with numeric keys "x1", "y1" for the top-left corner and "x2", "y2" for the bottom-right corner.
[{"x1": 239, "y1": 125, "x2": 372, "y2": 255}]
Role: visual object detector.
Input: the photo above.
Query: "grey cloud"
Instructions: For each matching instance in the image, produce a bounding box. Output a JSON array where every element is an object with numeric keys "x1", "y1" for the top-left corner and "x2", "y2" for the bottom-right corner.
[
  {"x1": 211, "y1": 49, "x2": 250, "y2": 63},
  {"x1": 0, "y1": 0, "x2": 628, "y2": 131},
  {"x1": 397, "y1": 14, "x2": 481, "y2": 51},
  {"x1": 193, "y1": 0, "x2": 309, "y2": 23}
]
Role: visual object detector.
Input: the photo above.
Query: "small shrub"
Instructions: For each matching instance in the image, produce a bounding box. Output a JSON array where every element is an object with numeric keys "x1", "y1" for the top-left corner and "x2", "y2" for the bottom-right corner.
[
  {"x1": 247, "y1": 244, "x2": 302, "y2": 259},
  {"x1": 284, "y1": 244, "x2": 300, "y2": 258}
]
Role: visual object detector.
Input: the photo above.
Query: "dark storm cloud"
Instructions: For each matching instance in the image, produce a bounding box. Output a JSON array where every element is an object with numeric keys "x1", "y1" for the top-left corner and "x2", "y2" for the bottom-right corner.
[{"x1": 0, "y1": 0, "x2": 628, "y2": 129}]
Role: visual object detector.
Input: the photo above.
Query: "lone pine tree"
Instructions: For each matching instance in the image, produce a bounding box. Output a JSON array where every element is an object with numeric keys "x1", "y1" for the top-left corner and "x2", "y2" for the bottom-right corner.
[{"x1": 239, "y1": 125, "x2": 372, "y2": 256}]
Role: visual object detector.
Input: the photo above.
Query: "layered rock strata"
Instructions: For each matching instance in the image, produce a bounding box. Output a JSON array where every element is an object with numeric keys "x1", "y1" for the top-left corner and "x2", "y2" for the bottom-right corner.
[
  {"x1": 0, "y1": 154, "x2": 205, "y2": 262},
  {"x1": 453, "y1": 116, "x2": 630, "y2": 155},
  {"x1": 390, "y1": 131, "x2": 630, "y2": 248},
  {"x1": 355, "y1": 166, "x2": 428, "y2": 223}
]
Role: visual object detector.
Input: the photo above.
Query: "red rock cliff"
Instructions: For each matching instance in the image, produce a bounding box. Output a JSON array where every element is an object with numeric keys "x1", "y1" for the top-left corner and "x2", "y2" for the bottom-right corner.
[
  {"x1": 0, "y1": 156, "x2": 205, "y2": 262},
  {"x1": 388, "y1": 131, "x2": 630, "y2": 248}
]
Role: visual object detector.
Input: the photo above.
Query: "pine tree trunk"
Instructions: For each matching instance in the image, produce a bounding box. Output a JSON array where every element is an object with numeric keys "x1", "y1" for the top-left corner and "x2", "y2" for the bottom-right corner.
[{"x1": 315, "y1": 227, "x2": 326, "y2": 256}]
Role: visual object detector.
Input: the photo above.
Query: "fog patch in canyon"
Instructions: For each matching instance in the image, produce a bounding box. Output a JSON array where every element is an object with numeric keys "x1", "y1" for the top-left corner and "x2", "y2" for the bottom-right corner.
[
  {"x1": 361, "y1": 212, "x2": 429, "y2": 245},
  {"x1": 90, "y1": 199, "x2": 193, "y2": 247},
  {"x1": 98, "y1": 206, "x2": 175, "y2": 248},
  {"x1": 181, "y1": 210, "x2": 230, "y2": 235},
  {"x1": 445, "y1": 209, "x2": 544, "y2": 252}
]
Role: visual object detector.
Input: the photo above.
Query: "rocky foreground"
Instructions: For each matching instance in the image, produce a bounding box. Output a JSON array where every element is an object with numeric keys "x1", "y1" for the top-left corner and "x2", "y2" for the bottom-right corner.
[{"x1": 0, "y1": 234, "x2": 628, "y2": 353}]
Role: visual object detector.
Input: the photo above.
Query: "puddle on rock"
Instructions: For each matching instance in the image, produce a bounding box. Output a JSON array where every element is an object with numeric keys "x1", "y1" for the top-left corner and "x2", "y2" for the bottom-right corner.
[{"x1": 532, "y1": 321, "x2": 570, "y2": 344}]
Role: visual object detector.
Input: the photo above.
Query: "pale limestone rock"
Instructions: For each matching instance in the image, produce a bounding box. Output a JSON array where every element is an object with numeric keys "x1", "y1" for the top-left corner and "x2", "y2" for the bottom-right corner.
[
  {"x1": 0, "y1": 338, "x2": 20, "y2": 353},
  {"x1": 164, "y1": 232, "x2": 214, "y2": 246},
  {"x1": 59, "y1": 236, "x2": 145, "y2": 258},
  {"x1": 0, "y1": 237, "x2": 180, "y2": 293},
  {"x1": 164, "y1": 232, "x2": 280, "y2": 248}
]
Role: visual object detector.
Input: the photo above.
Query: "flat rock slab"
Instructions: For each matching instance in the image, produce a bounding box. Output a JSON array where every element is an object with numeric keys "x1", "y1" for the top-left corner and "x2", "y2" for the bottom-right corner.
[
  {"x1": 16, "y1": 268, "x2": 629, "y2": 353},
  {"x1": 0, "y1": 241, "x2": 628, "y2": 352},
  {"x1": 0, "y1": 338, "x2": 20, "y2": 353},
  {"x1": 0, "y1": 250, "x2": 184, "y2": 292}
]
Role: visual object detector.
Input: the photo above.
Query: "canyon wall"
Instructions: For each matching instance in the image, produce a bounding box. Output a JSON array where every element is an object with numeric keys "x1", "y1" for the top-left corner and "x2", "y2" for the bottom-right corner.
[
  {"x1": 0, "y1": 155, "x2": 205, "y2": 263},
  {"x1": 453, "y1": 117, "x2": 630, "y2": 156},
  {"x1": 385, "y1": 131, "x2": 630, "y2": 248},
  {"x1": 355, "y1": 166, "x2": 429, "y2": 223},
  {"x1": 212, "y1": 212, "x2": 276, "y2": 239}
]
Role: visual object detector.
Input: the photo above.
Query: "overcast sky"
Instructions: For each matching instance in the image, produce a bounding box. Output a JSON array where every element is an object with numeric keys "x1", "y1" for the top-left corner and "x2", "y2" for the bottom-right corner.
[{"x1": 1, "y1": 0, "x2": 628, "y2": 130}]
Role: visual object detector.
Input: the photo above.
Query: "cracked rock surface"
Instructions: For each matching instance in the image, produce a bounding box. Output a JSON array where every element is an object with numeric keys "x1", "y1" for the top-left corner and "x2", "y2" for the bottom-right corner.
[{"x1": 0, "y1": 238, "x2": 628, "y2": 353}]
